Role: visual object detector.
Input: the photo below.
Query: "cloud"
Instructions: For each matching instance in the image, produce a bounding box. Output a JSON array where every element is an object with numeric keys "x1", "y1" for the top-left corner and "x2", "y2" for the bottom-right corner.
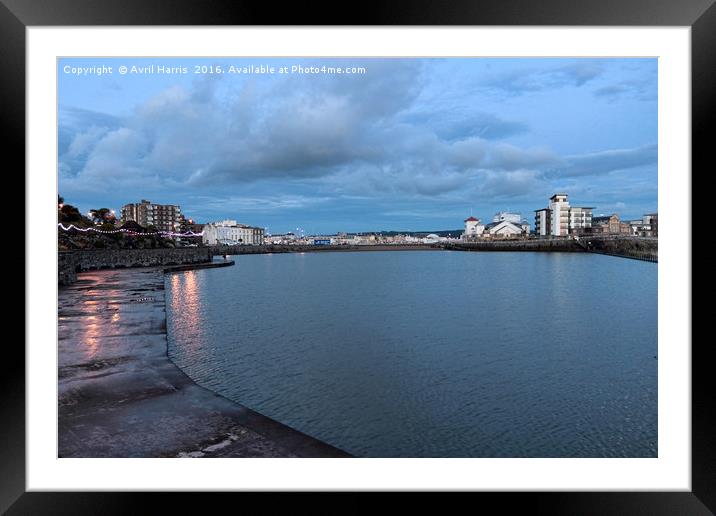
[
  {"x1": 591, "y1": 60, "x2": 657, "y2": 102},
  {"x1": 477, "y1": 169, "x2": 543, "y2": 198},
  {"x1": 58, "y1": 107, "x2": 121, "y2": 177},
  {"x1": 483, "y1": 143, "x2": 558, "y2": 171},
  {"x1": 403, "y1": 111, "x2": 529, "y2": 141},
  {"x1": 442, "y1": 138, "x2": 558, "y2": 172},
  {"x1": 59, "y1": 60, "x2": 556, "y2": 199},
  {"x1": 304, "y1": 135, "x2": 560, "y2": 200},
  {"x1": 481, "y1": 61, "x2": 605, "y2": 95},
  {"x1": 593, "y1": 78, "x2": 657, "y2": 102},
  {"x1": 557, "y1": 62, "x2": 604, "y2": 86},
  {"x1": 67, "y1": 126, "x2": 110, "y2": 158},
  {"x1": 57, "y1": 58, "x2": 657, "y2": 228},
  {"x1": 544, "y1": 144, "x2": 657, "y2": 178},
  {"x1": 59, "y1": 106, "x2": 120, "y2": 131},
  {"x1": 593, "y1": 201, "x2": 628, "y2": 217},
  {"x1": 319, "y1": 163, "x2": 467, "y2": 198},
  {"x1": 594, "y1": 84, "x2": 629, "y2": 100},
  {"x1": 191, "y1": 194, "x2": 333, "y2": 214}
]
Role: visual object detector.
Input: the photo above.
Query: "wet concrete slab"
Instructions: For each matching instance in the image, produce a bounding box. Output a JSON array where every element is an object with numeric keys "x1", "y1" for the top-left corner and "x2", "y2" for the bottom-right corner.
[{"x1": 58, "y1": 267, "x2": 350, "y2": 458}]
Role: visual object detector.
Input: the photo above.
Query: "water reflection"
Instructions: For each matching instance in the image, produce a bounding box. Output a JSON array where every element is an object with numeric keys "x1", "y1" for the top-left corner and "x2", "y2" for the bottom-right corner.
[
  {"x1": 168, "y1": 271, "x2": 204, "y2": 353},
  {"x1": 82, "y1": 314, "x2": 100, "y2": 360}
]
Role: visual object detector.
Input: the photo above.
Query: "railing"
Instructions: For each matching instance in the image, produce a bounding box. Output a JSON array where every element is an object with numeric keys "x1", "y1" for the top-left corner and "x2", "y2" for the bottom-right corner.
[
  {"x1": 577, "y1": 234, "x2": 658, "y2": 243},
  {"x1": 575, "y1": 235, "x2": 658, "y2": 263},
  {"x1": 583, "y1": 249, "x2": 658, "y2": 263}
]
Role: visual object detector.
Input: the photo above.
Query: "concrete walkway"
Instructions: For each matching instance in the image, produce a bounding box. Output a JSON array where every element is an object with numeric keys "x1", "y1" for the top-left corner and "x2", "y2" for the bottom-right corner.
[{"x1": 58, "y1": 267, "x2": 350, "y2": 458}]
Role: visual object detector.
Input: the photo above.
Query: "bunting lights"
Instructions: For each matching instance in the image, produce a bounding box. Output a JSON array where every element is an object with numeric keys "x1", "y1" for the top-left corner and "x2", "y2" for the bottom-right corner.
[{"x1": 58, "y1": 223, "x2": 203, "y2": 238}]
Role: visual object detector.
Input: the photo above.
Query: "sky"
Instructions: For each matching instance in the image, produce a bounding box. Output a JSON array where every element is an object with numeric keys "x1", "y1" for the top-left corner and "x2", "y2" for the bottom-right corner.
[{"x1": 58, "y1": 57, "x2": 657, "y2": 234}]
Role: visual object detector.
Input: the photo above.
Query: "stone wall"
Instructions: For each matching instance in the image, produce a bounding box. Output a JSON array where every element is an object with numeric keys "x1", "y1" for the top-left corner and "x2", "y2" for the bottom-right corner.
[
  {"x1": 448, "y1": 236, "x2": 658, "y2": 262},
  {"x1": 58, "y1": 252, "x2": 79, "y2": 285},
  {"x1": 58, "y1": 248, "x2": 212, "y2": 285},
  {"x1": 58, "y1": 237, "x2": 657, "y2": 285},
  {"x1": 580, "y1": 236, "x2": 658, "y2": 262},
  {"x1": 446, "y1": 239, "x2": 583, "y2": 253},
  {"x1": 211, "y1": 244, "x2": 441, "y2": 256}
]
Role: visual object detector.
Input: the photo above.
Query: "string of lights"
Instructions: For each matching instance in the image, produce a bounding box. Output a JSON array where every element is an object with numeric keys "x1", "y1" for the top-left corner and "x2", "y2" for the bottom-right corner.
[{"x1": 58, "y1": 223, "x2": 203, "y2": 238}]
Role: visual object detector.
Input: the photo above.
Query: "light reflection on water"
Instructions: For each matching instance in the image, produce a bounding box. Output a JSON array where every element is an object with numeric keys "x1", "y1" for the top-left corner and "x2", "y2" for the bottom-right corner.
[
  {"x1": 166, "y1": 251, "x2": 657, "y2": 458},
  {"x1": 168, "y1": 271, "x2": 205, "y2": 356},
  {"x1": 81, "y1": 313, "x2": 100, "y2": 360}
]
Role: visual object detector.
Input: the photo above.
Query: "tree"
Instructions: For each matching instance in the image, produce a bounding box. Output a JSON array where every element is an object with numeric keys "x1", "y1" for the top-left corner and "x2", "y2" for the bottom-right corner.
[
  {"x1": 89, "y1": 208, "x2": 117, "y2": 226},
  {"x1": 59, "y1": 203, "x2": 84, "y2": 224}
]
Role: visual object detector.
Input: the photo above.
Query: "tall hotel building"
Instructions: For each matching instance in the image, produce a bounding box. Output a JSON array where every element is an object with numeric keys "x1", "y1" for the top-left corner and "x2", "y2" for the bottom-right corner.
[
  {"x1": 120, "y1": 199, "x2": 182, "y2": 233},
  {"x1": 534, "y1": 193, "x2": 593, "y2": 236}
]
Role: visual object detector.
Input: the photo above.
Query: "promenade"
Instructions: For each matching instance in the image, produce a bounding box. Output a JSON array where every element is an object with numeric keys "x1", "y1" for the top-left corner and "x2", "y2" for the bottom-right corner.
[{"x1": 58, "y1": 266, "x2": 350, "y2": 458}]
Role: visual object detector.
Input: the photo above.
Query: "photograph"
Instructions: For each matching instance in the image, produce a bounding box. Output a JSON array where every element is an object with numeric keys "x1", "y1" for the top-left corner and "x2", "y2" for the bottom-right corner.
[
  {"x1": 5, "y1": 3, "x2": 706, "y2": 508},
  {"x1": 57, "y1": 56, "x2": 659, "y2": 459}
]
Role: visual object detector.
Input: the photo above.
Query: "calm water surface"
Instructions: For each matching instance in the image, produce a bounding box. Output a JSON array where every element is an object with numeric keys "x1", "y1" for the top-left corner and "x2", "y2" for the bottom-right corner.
[{"x1": 166, "y1": 251, "x2": 657, "y2": 457}]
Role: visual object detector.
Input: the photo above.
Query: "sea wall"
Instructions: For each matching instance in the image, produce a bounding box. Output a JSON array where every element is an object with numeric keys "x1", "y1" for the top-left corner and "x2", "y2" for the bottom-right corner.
[
  {"x1": 447, "y1": 236, "x2": 658, "y2": 262},
  {"x1": 581, "y1": 236, "x2": 658, "y2": 262},
  {"x1": 58, "y1": 265, "x2": 350, "y2": 458},
  {"x1": 59, "y1": 237, "x2": 657, "y2": 285},
  {"x1": 445, "y1": 239, "x2": 583, "y2": 252},
  {"x1": 211, "y1": 244, "x2": 441, "y2": 256},
  {"x1": 58, "y1": 251, "x2": 79, "y2": 285},
  {"x1": 58, "y1": 248, "x2": 212, "y2": 285}
]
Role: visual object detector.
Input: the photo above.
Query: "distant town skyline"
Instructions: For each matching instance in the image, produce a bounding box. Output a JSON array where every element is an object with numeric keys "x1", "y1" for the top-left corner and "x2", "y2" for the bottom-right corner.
[{"x1": 58, "y1": 57, "x2": 657, "y2": 234}]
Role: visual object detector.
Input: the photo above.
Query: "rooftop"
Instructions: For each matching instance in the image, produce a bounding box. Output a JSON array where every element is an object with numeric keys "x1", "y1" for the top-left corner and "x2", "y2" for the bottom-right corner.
[{"x1": 485, "y1": 220, "x2": 524, "y2": 229}]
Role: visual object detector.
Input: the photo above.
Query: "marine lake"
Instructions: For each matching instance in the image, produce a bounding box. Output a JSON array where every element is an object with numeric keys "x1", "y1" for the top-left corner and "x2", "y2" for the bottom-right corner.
[{"x1": 166, "y1": 250, "x2": 657, "y2": 457}]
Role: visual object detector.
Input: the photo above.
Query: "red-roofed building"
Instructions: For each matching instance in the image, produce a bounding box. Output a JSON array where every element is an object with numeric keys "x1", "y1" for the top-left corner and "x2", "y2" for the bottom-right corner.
[{"x1": 462, "y1": 216, "x2": 484, "y2": 240}]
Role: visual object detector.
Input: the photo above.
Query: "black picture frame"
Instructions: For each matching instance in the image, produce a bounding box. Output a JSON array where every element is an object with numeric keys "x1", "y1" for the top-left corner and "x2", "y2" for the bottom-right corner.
[{"x1": 5, "y1": 0, "x2": 708, "y2": 512}]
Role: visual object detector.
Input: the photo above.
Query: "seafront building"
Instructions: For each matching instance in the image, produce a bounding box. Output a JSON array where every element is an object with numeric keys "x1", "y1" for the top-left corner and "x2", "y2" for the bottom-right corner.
[
  {"x1": 202, "y1": 220, "x2": 265, "y2": 245},
  {"x1": 492, "y1": 212, "x2": 522, "y2": 224},
  {"x1": 187, "y1": 222, "x2": 205, "y2": 234},
  {"x1": 120, "y1": 199, "x2": 182, "y2": 233},
  {"x1": 462, "y1": 216, "x2": 485, "y2": 240},
  {"x1": 423, "y1": 233, "x2": 446, "y2": 243},
  {"x1": 592, "y1": 214, "x2": 631, "y2": 235},
  {"x1": 630, "y1": 213, "x2": 658, "y2": 237},
  {"x1": 534, "y1": 193, "x2": 593, "y2": 236},
  {"x1": 483, "y1": 220, "x2": 530, "y2": 237},
  {"x1": 463, "y1": 214, "x2": 529, "y2": 240}
]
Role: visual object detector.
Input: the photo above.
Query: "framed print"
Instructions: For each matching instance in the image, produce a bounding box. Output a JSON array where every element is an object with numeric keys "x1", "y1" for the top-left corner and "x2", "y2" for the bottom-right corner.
[{"x1": 6, "y1": 0, "x2": 710, "y2": 512}]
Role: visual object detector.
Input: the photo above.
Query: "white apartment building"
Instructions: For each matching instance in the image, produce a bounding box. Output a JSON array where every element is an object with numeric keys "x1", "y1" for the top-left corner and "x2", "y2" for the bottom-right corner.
[
  {"x1": 534, "y1": 194, "x2": 593, "y2": 236},
  {"x1": 202, "y1": 219, "x2": 265, "y2": 245}
]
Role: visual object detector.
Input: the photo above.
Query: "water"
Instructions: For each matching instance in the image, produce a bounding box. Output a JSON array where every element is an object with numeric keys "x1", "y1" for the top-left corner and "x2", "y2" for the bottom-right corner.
[{"x1": 166, "y1": 251, "x2": 657, "y2": 457}]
